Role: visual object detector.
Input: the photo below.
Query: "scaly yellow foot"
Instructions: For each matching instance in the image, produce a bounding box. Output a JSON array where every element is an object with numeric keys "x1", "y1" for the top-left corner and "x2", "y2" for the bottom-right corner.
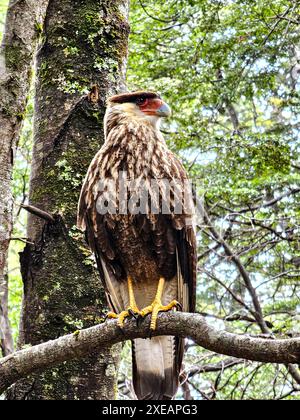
[
  {"x1": 106, "y1": 276, "x2": 141, "y2": 327},
  {"x1": 107, "y1": 306, "x2": 141, "y2": 327},
  {"x1": 140, "y1": 299, "x2": 179, "y2": 331},
  {"x1": 139, "y1": 277, "x2": 181, "y2": 331}
]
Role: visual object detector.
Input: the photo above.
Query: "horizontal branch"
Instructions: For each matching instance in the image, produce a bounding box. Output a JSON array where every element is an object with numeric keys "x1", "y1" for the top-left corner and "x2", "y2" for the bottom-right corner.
[
  {"x1": 186, "y1": 357, "x2": 246, "y2": 378},
  {"x1": 218, "y1": 187, "x2": 300, "y2": 215},
  {"x1": 1, "y1": 312, "x2": 300, "y2": 395}
]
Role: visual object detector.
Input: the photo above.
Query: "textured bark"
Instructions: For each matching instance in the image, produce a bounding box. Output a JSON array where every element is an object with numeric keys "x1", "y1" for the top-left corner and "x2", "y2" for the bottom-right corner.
[
  {"x1": 0, "y1": 0, "x2": 49, "y2": 358},
  {"x1": 7, "y1": 0, "x2": 130, "y2": 400},
  {"x1": 1, "y1": 311, "x2": 300, "y2": 395},
  {"x1": 0, "y1": 273, "x2": 13, "y2": 356}
]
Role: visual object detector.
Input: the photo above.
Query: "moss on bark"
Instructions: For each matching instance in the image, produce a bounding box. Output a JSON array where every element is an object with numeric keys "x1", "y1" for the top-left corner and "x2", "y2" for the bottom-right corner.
[
  {"x1": 7, "y1": 0, "x2": 129, "y2": 400},
  {"x1": 0, "y1": 0, "x2": 49, "y2": 360}
]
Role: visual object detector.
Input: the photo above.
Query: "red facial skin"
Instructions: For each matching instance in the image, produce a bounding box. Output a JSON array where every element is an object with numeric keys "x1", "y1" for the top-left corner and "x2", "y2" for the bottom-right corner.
[{"x1": 138, "y1": 98, "x2": 163, "y2": 115}]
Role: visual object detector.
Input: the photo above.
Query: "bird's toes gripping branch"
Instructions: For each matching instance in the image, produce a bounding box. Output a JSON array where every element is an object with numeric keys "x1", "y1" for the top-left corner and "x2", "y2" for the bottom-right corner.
[
  {"x1": 106, "y1": 276, "x2": 142, "y2": 327},
  {"x1": 106, "y1": 307, "x2": 141, "y2": 328},
  {"x1": 106, "y1": 276, "x2": 181, "y2": 330},
  {"x1": 139, "y1": 298, "x2": 181, "y2": 331},
  {"x1": 139, "y1": 277, "x2": 182, "y2": 331}
]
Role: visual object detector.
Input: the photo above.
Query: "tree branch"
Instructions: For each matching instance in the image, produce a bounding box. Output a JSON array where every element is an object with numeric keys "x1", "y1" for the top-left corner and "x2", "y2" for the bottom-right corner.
[
  {"x1": 185, "y1": 357, "x2": 246, "y2": 379},
  {"x1": 217, "y1": 187, "x2": 300, "y2": 215},
  {"x1": 20, "y1": 204, "x2": 55, "y2": 223},
  {"x1": 0, "y1": 273, "x2": 14, "y2": 357},
  {"x1": 198, "y1": 200, "x2": 270, "y2": 333},
  {"x1": 287, "y1": 364, "x2": 300, "y2": 385},
  {"x1": 1, "y1": 312, "x2": 300, "y2": 395}
]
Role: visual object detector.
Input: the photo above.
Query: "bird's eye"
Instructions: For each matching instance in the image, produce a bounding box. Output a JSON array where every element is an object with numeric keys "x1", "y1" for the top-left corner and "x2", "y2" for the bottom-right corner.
[{"x1": 136, "y1": 98, "x2": 147, "y2": 106}]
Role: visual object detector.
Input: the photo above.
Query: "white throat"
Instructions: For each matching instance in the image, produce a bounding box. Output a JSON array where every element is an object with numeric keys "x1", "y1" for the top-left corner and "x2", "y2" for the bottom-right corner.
[{"x1": 144, "y1": 115, "x2": 161, "y2": 129}]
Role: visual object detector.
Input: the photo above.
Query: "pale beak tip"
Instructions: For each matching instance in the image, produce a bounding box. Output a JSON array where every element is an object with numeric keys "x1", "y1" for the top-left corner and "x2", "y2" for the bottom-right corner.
[{"x1": 156, "y1": 102, "x2": 172, "y2": 118}]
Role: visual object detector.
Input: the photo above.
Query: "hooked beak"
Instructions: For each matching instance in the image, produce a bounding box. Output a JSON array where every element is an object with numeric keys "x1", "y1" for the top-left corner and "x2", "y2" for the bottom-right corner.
[
  {"x1": 156, "y1": 101, "x2": 172, "y2": 118},
  {"x1": 141, "y1": 98, "x2": 172, "y2": 118}
]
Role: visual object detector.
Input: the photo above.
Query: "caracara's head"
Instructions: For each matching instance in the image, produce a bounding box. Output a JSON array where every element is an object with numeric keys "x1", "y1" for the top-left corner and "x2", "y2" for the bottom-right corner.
[{"x1": 105, "y1": 91, "x2": 171, "y2": 133}]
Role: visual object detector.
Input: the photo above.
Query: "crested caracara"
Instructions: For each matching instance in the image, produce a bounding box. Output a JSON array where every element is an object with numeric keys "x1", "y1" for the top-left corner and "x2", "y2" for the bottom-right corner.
[{"x1": 77, "y1": 91, "x2": 197, "y2": 400}]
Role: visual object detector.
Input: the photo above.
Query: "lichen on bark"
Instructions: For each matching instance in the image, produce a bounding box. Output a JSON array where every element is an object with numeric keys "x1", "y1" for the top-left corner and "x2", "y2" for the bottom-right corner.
[
  {"x1": 7, "y1": 0, "x2": 130, "y2": 400},
  {"x1": 0, "y1": 0, "x2": 49, "y2": 359}
]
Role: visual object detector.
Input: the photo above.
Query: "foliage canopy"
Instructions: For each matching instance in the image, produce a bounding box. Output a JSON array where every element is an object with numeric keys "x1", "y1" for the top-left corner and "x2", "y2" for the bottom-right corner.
[{"x1": 1, "y1": 0, "x2": 299, "y2": 400}]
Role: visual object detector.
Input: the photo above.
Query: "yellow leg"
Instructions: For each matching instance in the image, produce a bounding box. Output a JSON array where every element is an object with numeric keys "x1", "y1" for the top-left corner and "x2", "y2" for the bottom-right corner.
[
  {"x1": 140, "y1": 277, "x2": 180, "y2": 331},
  {"x1": 107, "y1": 276, "x2": 141, "y2": 327}
]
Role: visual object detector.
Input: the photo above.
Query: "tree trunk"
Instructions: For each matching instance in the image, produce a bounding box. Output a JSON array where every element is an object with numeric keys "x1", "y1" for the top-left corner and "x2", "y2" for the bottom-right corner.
[
  {"x1": 0, "y1": 273, "x2": 13, "y2": 356},
  {"x1": 0, "y1": 0, "x2": 49, "y2": 358},
  {"x1": 7, "y1": 0, "x2": 129, "y2": 400}
]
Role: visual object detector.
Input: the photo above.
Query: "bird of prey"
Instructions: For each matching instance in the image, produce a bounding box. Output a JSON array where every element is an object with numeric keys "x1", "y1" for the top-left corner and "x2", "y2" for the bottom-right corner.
[{"x1": 77, "y1": 91, "x2": 197, "y2": 400}]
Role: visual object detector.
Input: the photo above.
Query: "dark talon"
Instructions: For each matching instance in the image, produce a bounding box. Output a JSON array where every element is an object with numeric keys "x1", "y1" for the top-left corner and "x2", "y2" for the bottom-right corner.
[
  {"x1": 128, "y1": 309, "x2": 138, "y2": 319},
  {"x1": 176, "y1": 302, "x2": 183, "y2": 311}
]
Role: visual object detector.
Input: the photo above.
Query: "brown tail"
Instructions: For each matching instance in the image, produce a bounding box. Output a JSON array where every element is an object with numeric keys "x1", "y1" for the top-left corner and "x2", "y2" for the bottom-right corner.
[{"x1": 132, "y1": 336, "x2": 184, "y2": 400}]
